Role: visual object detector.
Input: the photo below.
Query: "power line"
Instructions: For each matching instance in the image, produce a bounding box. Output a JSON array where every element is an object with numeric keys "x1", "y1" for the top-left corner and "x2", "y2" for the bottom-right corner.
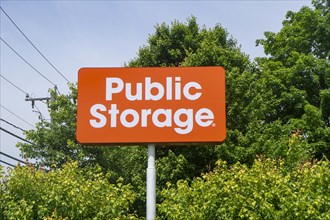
[
  {"x1": 0, "y1": 126, "x2": 34, "y2": 145},
  {"x1": 0, "y1": 7, "x2": 71, "y2": 84},
  {"x1": 0, "y1": 76, "x2": 47, "y2": 121},
  {"x1": 0, "y1": 105, "x2": 35, "y2": 128},
  {"x1": 0, "y1": 159, "x2": 16, "y2": 168},
  {"x1": 0, "y1": 74, "x2": 28, "y2": 96},
  {"x1": 34, "y1": 103, "x2": 46, "y2": 120},
  {"x1": 25, "y1": 95, "x2": 51, "y2": 118},
  {"x1": 0, "y1": 37, "x2": 57, "y2": 87},
  {"x1": 0, "y1": 7, "x2": 70, "y2": 84},
  {"x1": 0, "y1": 151, "x2": 28, "y2": 165},
  {"x1": 0, "y1": 118, "x2": 26, "y2": 132}
]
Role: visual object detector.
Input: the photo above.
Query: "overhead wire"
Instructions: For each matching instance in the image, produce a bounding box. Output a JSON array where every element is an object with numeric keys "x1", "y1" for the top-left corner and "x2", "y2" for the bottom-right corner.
[
  {"x1": 0, "y1": 37, "x2": 57, "y2": 87},
  {"x1": 0, "y1": 127, "x2": 34, "y2": 145},
  {"x1": 0, "y1": 7, "x2": 71, "y2": 84},
  {"x1": 33, "y1": 103, "x2": 46, "y2": 120},
  {"x1": 0, "y1": 151, "x2": 28, "y2": 165},
  {"x1": 0, "y1": 105, "x2": 35, "y2": 128},
  {"x1": 0, "y1": 75, "x2": 28, "y2": 96},
  {"x1": 0, "y1": 8, "x2": 53, "y2": 169},
  {"x1": 1, "y1": 74, "x2": 50, "y2": 120},
  {"x1": 0, "y1": 159, "x2": 15, "y2": 168},
  {"x1": 0, "y1": 118, "x2": 26, "y2": 132},
  {"x1": 0, "y1": 127, "x2": 34, "y2": 168}
]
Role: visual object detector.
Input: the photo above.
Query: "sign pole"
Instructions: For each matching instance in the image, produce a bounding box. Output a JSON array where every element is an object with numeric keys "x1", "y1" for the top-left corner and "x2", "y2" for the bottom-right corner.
[{"x1": 147, "y1": 143, "x2": 156, "y2": 220}]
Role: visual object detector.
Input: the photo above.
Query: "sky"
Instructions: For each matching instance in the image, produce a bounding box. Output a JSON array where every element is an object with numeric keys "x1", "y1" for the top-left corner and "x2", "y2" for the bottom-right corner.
[{"x1": 0, "y1": 0, "x2": 312, "y2": 169}]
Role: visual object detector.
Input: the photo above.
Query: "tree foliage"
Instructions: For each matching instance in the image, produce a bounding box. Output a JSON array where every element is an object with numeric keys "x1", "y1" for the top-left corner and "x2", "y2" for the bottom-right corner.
[
  {"x1": 159, "y1": 158, "x2": 330, "y2": 219},
  {"x1": 0, "y1": 162, "x2": 137, "y2": 219},
  {"x1": 257, "y1": 0, "x2": 330, "y2": 60},
  {"x1": 129, "y1": 16, "x2": 254, "y2": 186},
  {"x1": 128, "y1": 16, "x2": 250, "y2": 73},
  {"x1": 254, "y1": 0, "x2": 330, "y2": 159}
]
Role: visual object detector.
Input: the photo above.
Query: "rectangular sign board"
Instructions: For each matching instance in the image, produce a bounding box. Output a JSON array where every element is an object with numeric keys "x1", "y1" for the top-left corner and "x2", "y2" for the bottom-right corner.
[{"x1": 76, "y1": 67, "x2": 226, "y2": 145}]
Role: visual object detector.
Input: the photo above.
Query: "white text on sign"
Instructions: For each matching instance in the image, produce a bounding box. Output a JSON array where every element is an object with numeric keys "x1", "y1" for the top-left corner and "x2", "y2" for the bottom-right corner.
[{"x1": 89, "y1": 77, "x2": 215, "y2": 134}]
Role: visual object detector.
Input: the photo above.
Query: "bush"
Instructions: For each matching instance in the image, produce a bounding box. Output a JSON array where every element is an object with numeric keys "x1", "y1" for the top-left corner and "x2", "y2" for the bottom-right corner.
[
  {"x1": 159, "y1": 158, "x2": 330, "y2": 219},
  {"x1": 0, "y1": 162, "x2": 138, "y2": 220}
]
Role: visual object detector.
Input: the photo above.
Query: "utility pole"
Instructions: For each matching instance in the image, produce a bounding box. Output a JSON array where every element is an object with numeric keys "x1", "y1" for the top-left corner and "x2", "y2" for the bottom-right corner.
[
  {"x1": 25, "y1": 95, "x2": 50, "y2": 120},
  {"x1": 25, "y1": 95, "x2": 51, "y2": 107},
  {"x1": 25, "y1": 85, "x2": 57, "y2": 120}
]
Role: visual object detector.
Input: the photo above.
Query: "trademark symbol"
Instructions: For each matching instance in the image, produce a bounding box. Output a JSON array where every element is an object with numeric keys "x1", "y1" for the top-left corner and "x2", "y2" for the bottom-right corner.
[{"x1": 212, "y1": 123, "x2": 216, "y2": 127}]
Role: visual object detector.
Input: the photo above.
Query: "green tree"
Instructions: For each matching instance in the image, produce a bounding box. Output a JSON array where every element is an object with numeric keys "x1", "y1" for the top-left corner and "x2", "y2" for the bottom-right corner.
[
  {"x1": 18, "y1": 84, "x2": 148, "y2": 216},
  {"x1": 256, "y1": 0, "x2": 330, "y2": 158},
  {"x1": 128, "y1": 16, "x2": 254, "y2": 183},
  {"x1": 0, "y1": 162, "x2": 138, "y2": 219},
  {"x1": 129, "y1": 16, "x2": 250, "y2": 73},
  {"x1": 158, "y1": 158, "x2": 330, "y2": 219},
  {"x1": 216, "y1": 0, "x2": 329, "y2": 165},
  {"x1": 17, "y1": 84, "x2": 146, "y2": 185},
  {"x1": 257, "y1": 0, "x2": 330, "y2": 60}
]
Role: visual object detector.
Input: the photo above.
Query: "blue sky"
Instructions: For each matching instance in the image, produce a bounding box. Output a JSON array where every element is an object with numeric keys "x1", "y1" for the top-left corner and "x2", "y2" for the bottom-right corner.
[{"x1": 0, "y1": 0, "x2": 311, "y2": 168}]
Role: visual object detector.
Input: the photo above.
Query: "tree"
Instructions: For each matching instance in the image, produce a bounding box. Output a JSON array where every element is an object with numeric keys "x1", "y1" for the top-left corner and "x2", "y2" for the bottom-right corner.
[
  {"x1": 255, "y1": 0, "x2": 330, "y2": 159},
  {"x1": 158, "y1": 158, "x2": 330, "y2": 219},
  {"x1": 213, "y1": 0, "x2": 329, "y2": 165},
  {"x1": 128, "y1": 15, "x2": 255, "y2": 183},
  {"x1": 257, "y1": 0, "x2": 330, "y2": 60},
  {"x1": 0, "y1": 162, "x2": 138, "y2": 219},
  {"x1": 128, "y1": 17, "x2": 250, "y2": 73}
]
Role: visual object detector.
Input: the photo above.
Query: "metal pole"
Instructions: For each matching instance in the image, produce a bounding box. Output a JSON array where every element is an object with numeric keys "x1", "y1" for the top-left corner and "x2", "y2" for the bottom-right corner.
[{"x1": 147, "y1": 144, "x2": 156, "y2": 220}]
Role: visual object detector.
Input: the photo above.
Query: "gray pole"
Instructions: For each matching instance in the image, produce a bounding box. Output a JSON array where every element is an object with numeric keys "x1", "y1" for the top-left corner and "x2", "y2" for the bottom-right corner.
[{"x1": 147, "y1": 144, "x2": 156, "y2": 219}]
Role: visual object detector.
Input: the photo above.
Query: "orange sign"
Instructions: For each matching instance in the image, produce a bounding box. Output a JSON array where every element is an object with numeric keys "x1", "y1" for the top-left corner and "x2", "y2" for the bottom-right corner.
[{"x1": 76, "y1": 67, "x2": 226, "y2": 145}]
